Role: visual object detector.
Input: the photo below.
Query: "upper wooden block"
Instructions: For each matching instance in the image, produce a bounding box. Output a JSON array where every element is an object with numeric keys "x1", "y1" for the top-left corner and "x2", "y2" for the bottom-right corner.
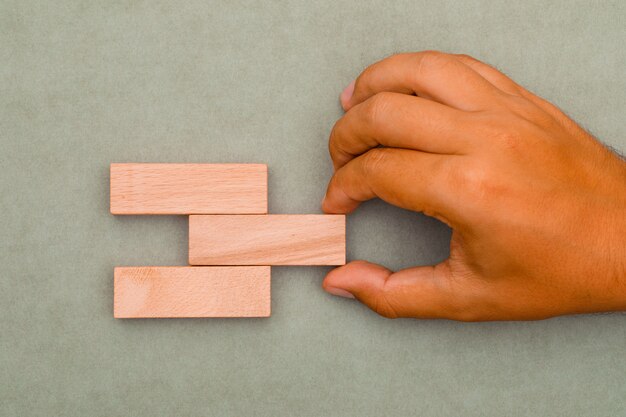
[
  {"x1": 114, "y1": 266, "x2": 271, "y2": 318},
  {"x1": 110, "y1": 163, "x2": 267, "y2": 215},
  {"x1": 189, "y1": 214, "x2": 346, "y2": 266}
]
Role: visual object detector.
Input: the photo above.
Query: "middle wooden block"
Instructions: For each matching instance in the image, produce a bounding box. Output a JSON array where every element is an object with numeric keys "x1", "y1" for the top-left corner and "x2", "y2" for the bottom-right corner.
[{"x1": 189, "y1": 214, "x2": 346, "y2": 266}]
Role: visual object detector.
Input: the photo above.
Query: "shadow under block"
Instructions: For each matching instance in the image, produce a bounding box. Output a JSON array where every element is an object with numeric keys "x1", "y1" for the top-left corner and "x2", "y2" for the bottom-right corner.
[
  {"x1": 189, "y1": 214, "x2": 346, "y2": 266},
  {"x1": 110, "y1": 163, "x2": 268, "y2": 215},
  {"x1": 114, "y1": 266, "x2": 271, "y2": 318}
]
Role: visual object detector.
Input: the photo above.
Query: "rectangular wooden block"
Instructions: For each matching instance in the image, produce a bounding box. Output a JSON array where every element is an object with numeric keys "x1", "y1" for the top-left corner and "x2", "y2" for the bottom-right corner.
[
  {"x1": 114, "y1": 266, "x2": 271, "y2": 318},
  {"x1": 189, "y1": 215, "x2": 346, "y2": 266},
  {"x1": 110, "y1": 163, "x2": 267, "y2": 215}
]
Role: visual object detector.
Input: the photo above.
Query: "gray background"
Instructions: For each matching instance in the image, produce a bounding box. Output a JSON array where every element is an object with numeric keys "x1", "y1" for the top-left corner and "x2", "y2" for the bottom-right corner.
[{"x1": 2, "y1": 0, "x2": 625, "y2": 415}]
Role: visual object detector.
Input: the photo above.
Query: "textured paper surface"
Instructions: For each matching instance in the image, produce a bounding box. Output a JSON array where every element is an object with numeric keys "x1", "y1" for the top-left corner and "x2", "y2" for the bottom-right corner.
[{"x1": 2, "y1": 1, "x2": 625, "y2": 416}]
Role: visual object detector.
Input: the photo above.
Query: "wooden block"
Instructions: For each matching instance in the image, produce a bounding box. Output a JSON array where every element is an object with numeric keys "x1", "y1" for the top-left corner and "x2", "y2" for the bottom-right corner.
[
  {"x1": 114, "y1": 266, "x2": 270, "y2": 318},
  {"x1": 189, "y1": 215, "x2": 346, "y2": 266},
  {"x1": 110, "y1": 163, "x2": 267, "y2": 215}
]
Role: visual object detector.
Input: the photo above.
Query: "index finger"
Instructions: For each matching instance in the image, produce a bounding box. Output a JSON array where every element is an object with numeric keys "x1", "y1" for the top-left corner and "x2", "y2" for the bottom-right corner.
[{"x1": 322, "y1": 147, "x2": 462, "y2": 227}]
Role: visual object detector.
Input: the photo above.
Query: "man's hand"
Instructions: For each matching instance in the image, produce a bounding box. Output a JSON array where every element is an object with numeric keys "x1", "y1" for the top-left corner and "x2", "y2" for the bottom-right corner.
[{"x1": 321, "y1": 51, "x2": 626, "y2": 321}]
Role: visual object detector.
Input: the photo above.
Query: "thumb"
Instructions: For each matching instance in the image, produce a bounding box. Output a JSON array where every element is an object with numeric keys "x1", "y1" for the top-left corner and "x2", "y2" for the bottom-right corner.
[{"x1": 323, "y1": 260, "x2": 474, "y2": 320}]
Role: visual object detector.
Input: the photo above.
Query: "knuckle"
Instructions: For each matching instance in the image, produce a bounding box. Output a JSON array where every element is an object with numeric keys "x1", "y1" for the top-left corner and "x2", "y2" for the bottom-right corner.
[
  {"x1": 362, "y1": 92, "x2": 394, "y2": 126},
  {"x1": 478, "y1": 113, "x2": 530, "y2": 151},
  {"x1": 375, "y1": 303, "x2": 399, "y2": 319},
  {"x1": 421, "y1": 49, "x2": 446, "y2": 59},
  {"x1": 354, "y1": 70, "x2": 371, "y2": 92},
  {"x1": 328, "y1": 122, "x2": 339, "y2": 153},
  {"x1": 454, "y1": 54, "x2": 483, "y2": 67},
  {"x1": 417, "y1": 50, "x2": 452, "y2": 72},
  {"x1": 504, "y1": 97, "x2": 542, "y2": 120},
  {"x1": 327, "y1": 125, "x2": 346, "y2": 166},
  {"x1": 356, "y1": 60, "x2": 387, "y2": 92},
  {"x1": 451, "y1": 164, "x2": 494, "y2": 201},
  {"x1": 328, "y1": 119, "x2": 346, "y2": 154},
  {"x1": 373, "y1": 293, "x2": 400, "y2": 319},
  {"x1": 385, "y1": 52, "x2": 413, "y2": 65},
  {"x1": 435, "y1": 264, "x2": 484, "y2": 321},
  {"x1": 430, "y1": 262, "x2": 494, "y2": 322},
  {"x1": 495, "y1": 129, "x2": 524, "y2": 151},
  {"x1": 455, "y1": 53, "x2": 475, "y2": 61},
  {"x1": 360, "y1": 148, "x2": 391, "y2": 177}
]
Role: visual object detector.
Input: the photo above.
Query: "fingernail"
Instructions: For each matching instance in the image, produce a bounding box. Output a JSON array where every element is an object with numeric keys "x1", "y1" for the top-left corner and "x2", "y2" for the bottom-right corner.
[
  {"x1": 340, "y1": 80, "x2": 355, "y2": 108},
  {"x1": 325, "y1": 286, "x2": 355, "y2": 299}
]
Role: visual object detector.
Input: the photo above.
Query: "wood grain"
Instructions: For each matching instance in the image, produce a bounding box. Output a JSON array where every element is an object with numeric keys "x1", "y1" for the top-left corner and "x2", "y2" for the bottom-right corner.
[
  {"x1": 110, "y1": 163, "x2": 267, "y2": 215},
  {"x1": 114, "y1": 266, "x2": 271, "y2": 318},
  {"x1": 189, "y1": 215, "x2": 346, "y2": 266}
]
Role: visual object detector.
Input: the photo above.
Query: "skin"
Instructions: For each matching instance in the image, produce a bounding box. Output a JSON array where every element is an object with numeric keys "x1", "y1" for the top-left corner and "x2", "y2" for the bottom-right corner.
[{"x1": 321, "y1": 51, "x2": 626, "y2": 321}]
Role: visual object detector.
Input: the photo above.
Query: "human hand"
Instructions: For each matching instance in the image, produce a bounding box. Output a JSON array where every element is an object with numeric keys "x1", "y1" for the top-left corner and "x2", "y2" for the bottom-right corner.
[{"x1": 321, "y1": 51, "x2": 626, "y2": 321}]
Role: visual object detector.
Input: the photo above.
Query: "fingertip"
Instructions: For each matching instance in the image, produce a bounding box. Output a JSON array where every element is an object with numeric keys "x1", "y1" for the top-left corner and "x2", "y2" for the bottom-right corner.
[
  {"x1": 340, "y1": 80, "x2": 355, "y2": 111},
  {"x1": 321, "y1": 180, "x2": 360, "y2": 214},
  {"x1": 323, "y1": 260, "x2": 392, "y2": 298},
  {"x1": 324, "y1": 286, "x2": 355, "y2": 299}
]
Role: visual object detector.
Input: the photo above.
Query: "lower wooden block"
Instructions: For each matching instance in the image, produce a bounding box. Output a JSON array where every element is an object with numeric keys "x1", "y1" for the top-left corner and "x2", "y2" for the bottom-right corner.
[{"x1": 114, "y1": 266, "x2": 270, "y2": 318}]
